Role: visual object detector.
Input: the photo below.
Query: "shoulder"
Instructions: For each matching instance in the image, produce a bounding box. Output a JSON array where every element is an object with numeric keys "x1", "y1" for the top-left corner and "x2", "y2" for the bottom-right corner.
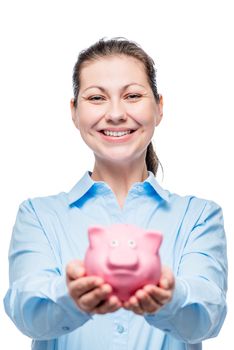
[
  {"x1": 149, "y1": 173, "x2": 222, "y2": 215},
  {"x1": 169, "y1": 189, "x2": 221, "y2": 208},
  {"x1": 18, "y1": 191, "x2": 69, "y2": 217},
  {"x1": 166, "y1": 188, "x2": 223, "y2": 225}
]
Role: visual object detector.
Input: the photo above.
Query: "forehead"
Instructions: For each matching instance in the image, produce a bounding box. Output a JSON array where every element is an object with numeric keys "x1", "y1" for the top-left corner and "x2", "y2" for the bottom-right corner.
[{"x1": 79, "y1": 55, "x2": 148, "y2": 87}]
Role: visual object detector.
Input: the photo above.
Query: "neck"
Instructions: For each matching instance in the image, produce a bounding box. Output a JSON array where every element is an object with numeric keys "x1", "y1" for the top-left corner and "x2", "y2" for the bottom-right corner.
[{"x1": 91, "y1": 158, "x2": 149, "y2": 198}]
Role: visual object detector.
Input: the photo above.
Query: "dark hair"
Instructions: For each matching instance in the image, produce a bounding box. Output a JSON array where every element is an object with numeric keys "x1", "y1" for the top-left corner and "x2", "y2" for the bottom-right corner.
[{"x1": 72, "y1": 37, "x2": 161, "y2": 175}]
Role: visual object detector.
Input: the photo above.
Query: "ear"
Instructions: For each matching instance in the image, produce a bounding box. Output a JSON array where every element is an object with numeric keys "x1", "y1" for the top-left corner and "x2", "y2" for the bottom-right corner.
[
  {"x1": 143, "y1": 231, "x2": 163, "y2": 253},
  {"x1": 70, "y1": 98, "x2": 80, "y2": 130},
  {"x1": 88, "y1": 225, "x2": 105, "y2": 248},
  {"x1": 155, "y1": 94, "x2": 163, "y2": 127}
]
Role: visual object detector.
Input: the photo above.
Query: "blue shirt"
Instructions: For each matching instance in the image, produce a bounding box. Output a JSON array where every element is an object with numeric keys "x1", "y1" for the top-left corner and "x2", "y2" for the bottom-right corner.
[{"x1": 4, "y1": 170, "x2": 227, "y2": 350}]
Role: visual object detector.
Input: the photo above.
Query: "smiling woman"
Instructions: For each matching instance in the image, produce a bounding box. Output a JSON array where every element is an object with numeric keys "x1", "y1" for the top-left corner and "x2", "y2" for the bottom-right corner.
[{"x1": 3, "y1": 37, "x2": 228, "y2": 350}]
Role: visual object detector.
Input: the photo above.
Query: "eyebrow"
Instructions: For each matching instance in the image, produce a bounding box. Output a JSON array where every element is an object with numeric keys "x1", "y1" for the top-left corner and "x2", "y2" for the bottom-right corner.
[{"x1": 82, "y1": 83, "x2": 146, "y2": 93}]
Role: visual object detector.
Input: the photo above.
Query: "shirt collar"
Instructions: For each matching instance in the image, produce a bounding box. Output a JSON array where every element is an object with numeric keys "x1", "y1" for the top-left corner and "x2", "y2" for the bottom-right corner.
[
  {"x1": 68, "y1": 170, "x2": 170, "y2": 205},
  {"x1": 145, "y1": 171, "x2": 170, "y2": 202},
  {"x1": 68, "y1": 171, "x2": 95, "y2": 205}
]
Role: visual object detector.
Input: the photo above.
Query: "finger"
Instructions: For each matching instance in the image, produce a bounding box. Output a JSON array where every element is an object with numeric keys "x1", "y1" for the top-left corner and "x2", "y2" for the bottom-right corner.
[
  {"x1": 135, "y1": 289, "x2": 159, "y2": 313},
  {"x1": 68, "y1": 276, "x2": 104, "y2": 299},
  {"x1": 92, "y1": 295, "x2": 122, "y2": 315},
  {"x1": 66, "y1": 260, "x2": 85, "y2": 281},
  {"x1": 78, "y1": 283, "x2": 112, "y2": 311},
  {"x1": 159, "y1": 266, "x2": 175, "y2": 290},
  {"x1": 124, "y1": 295, "x2": 144, "y2": 315},
  {"x1": 143, "y1": 284, "x2": 172, "y2": 305}
]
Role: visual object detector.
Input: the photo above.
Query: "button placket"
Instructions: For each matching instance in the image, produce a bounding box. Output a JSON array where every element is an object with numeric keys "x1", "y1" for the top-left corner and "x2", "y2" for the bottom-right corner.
[{"x1": 112, "y1": 310, "x2": 130, "y2": 349}]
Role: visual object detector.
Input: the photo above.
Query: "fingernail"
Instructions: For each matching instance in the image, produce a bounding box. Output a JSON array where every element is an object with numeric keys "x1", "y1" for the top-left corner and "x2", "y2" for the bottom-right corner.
[
  {"x1": 74, "y1": 266, "x2": 84, "y2": 277},
  {"x1": 95, "y1": 278, "x2": 103, "y2": 286},
  {"x1": 103, "y1": 285, "x2": 112, "y2": 293},
  {"x1": 161, "y1": 278, "x2": 169, "y2": 289}
]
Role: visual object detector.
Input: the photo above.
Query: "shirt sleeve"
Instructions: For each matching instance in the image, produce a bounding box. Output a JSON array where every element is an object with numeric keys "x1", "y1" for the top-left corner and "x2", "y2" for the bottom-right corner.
[
  {"x1": 144, "y1": 200, "x2": 228, "y2": 344},
  {"x1": 3, "y1": 199, "x2": 92, "y2": 340}
]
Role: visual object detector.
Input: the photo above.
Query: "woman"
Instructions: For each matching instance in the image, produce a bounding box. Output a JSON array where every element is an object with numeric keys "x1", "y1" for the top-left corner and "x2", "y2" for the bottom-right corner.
[{"x1": 4, "y1": 38, "x2": 227, "y2": 350}]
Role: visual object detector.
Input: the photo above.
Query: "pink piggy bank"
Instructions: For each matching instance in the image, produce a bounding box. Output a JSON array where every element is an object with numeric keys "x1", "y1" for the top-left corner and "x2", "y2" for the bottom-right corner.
[{"x1": 84, "y1": 223, "x2": 163, "y2": 302}]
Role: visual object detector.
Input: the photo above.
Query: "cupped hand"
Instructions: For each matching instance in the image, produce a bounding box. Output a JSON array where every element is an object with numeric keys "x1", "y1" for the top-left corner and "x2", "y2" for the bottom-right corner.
[
  {"x1": 123, "y1": 266, "x2": 175, "y2": 315},
  {"x1": 66, "y1": 259, "x2": 122, "y2": 315}
]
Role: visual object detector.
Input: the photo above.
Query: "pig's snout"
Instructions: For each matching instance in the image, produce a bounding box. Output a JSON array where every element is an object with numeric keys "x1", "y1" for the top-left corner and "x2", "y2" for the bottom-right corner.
[{"x1": 107, "y1": 247, "x2": 139, "y2": 270}]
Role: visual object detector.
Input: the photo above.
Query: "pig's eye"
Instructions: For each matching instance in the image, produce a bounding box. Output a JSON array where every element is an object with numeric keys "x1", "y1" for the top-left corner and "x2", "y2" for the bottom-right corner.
[
  {"x1": 128, "y1": 239, "x2": 136, "y2": 248},
  {"x1": 110, "y1": 239, "x2": 119, "y2": 247}
]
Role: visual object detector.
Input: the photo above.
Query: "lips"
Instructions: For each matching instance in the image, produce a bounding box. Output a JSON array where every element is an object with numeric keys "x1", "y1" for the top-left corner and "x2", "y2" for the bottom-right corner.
[
  {"x1": 98, "y1": 128, "x2": 137, "y2": 133},
  {"x1": 97, "y1": 127, "x2": 137, "y2": 144}
]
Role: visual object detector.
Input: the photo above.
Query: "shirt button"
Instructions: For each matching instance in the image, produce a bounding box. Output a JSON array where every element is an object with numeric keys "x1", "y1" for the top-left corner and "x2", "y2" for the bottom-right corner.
[
  {"x1": 116, "y1": 324, "x2": 125, "y2": 333},
  {"x1": 62, "y1": 326, "x2": 70, "y2": 331}
]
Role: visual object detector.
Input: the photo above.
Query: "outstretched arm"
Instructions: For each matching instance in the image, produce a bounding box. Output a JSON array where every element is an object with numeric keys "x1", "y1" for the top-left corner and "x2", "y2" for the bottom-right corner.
[
  {"x1": 123, "y1": 201, "x2": 228, "y2": 344},
  {"x1": 4, "y1": 199, "x2": 92, "y2": 340}
]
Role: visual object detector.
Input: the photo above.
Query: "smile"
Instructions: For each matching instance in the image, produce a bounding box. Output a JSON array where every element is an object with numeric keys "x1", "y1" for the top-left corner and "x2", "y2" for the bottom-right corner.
[
  {"x1": 98, "y1": 129, "x2": 137, "y2": 143},
  {"x1": 103, "y1": 130, "x2": 131, "y2": 137}
]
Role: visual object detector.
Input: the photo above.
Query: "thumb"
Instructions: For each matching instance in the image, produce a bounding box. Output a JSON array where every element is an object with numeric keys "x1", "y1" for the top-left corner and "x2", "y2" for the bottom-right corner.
[
  {"x1": 66, "y1": 259, "x2": 85, "y2": 280},
  {"x1": 159, "y1": 266, "x2": 175, "y2": 290}
]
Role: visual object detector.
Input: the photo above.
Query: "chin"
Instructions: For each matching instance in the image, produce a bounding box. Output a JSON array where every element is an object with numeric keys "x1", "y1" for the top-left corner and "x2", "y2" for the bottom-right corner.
[
  {"x1": 94, "y1": 147, "x2": 147, "y2": 164},
  {"x1": 104, "y1": 156, "x2": 139, "y2": 165}
]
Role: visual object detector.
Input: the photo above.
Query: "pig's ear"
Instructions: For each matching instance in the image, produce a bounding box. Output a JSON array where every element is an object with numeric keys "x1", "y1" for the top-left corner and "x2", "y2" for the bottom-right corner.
[
  {"x1": 88, "y1": 226, "x2": 105, "y2": 248},
  {"x1": 144, "y1": 231, "x2": 163, "y2": 253}
]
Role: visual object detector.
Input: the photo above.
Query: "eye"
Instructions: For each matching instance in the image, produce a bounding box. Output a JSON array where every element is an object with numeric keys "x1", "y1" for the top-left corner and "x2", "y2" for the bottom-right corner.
[
  {"x1": 88, "y1": 95, "x2": 105, "y2": 102},
  {"x1": 128, "y1": 239, "x2": 136, "y2": 248},
  {"x1": 110, "y1": 239, "x2": 119, "y2": 247},
  {"x1": 126, "y1": 94, "x2": 142, "y2": 100}
]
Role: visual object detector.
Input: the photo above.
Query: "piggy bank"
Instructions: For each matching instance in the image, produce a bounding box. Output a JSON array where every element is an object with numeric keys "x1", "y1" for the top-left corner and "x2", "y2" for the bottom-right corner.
[{"x1": 84, "y1": 223, "x2": 163, "y2": 302}]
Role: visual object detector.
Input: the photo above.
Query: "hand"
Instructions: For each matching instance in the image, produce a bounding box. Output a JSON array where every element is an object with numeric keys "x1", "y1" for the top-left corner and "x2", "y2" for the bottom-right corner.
[
  {"x1": 66, "y1": 259, "x2": 122, "y2": 315},
  {"x1": 123, "y1": 266, "x2": 175, "y2": 315}
]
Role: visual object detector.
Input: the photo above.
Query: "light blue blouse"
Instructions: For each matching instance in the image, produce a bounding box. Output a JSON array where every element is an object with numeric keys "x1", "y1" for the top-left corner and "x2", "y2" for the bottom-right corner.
[{"x1": 4, "y1": 170, "x2": 227, "y2": 350}]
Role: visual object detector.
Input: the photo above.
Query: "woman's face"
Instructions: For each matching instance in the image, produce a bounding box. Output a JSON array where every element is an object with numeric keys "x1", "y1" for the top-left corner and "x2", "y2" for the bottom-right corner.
[{"x1": 71, "y1": 55, "x2": 163, "y2": 165}]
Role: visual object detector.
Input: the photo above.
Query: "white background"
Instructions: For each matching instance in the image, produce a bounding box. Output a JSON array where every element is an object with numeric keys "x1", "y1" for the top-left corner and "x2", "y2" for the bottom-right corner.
[{"x1": 0, "y1": 1, "x2": 233, "y2": 348}]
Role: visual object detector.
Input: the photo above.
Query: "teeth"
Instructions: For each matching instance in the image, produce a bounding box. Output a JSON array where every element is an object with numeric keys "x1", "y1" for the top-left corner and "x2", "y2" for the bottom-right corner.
[{"x1": 103, "y1": 130, "x2": 131, "y2": 137}]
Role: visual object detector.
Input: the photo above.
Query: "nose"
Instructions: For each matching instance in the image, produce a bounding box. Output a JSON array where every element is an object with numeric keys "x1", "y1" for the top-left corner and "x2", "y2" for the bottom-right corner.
[
  {"x1": 107, "y1": 247, "x2": 139, "y2": 270},
  {"x1": 105, "y1": 100, "x2": 127, "y2": 123}
]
